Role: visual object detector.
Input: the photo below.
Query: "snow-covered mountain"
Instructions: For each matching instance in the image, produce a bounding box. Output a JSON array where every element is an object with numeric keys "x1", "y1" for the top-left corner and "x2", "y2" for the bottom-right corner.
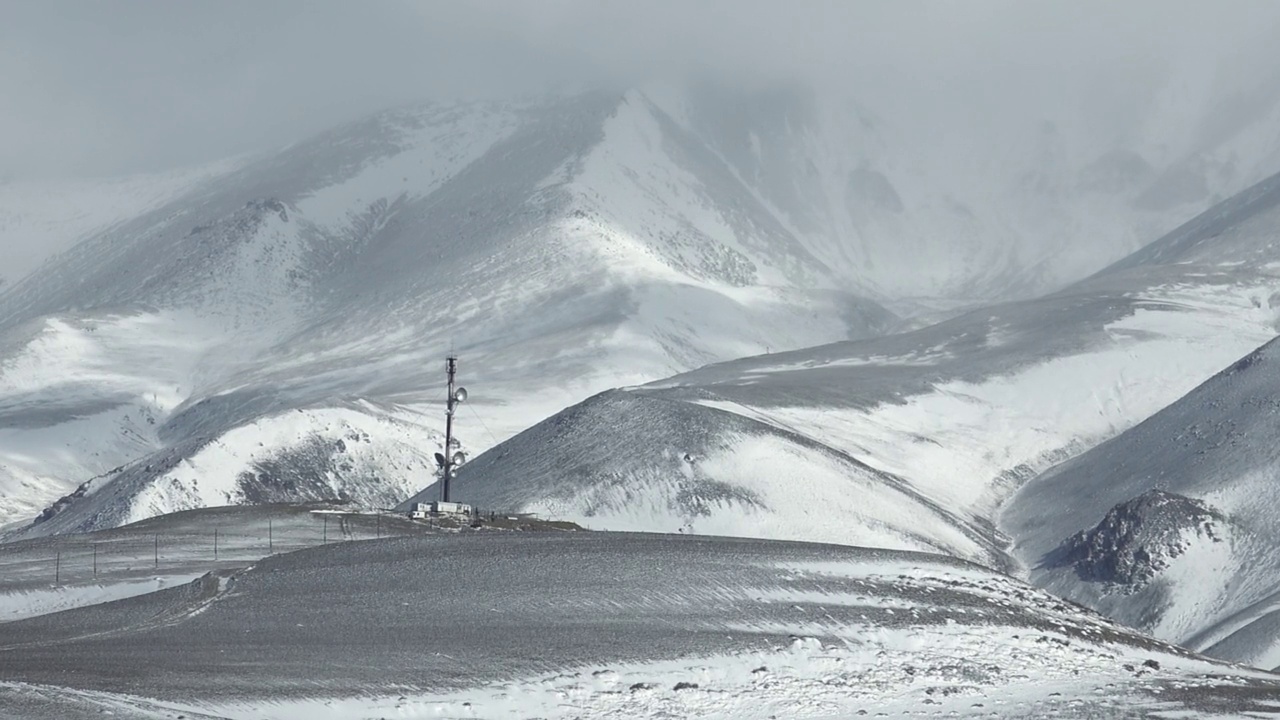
[
  {"x1": 3, "y1": 88, "x2": 899, "y2": 535},
  {"x1": 5, "y1": 79, "x2": 1280, "y2": 536},
  {"x1": 427, "y1": 166, "x2": 1280, "y2": 570},
  {"x1": 1003, "y1": 335, "x2": 1280, "y2": 670}
]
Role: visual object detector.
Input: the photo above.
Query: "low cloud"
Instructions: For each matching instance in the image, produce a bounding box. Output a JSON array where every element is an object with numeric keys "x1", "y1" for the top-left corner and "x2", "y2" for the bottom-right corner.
[{"x1": 1, "y1": 0, "x2": 1277, "y2": 179}]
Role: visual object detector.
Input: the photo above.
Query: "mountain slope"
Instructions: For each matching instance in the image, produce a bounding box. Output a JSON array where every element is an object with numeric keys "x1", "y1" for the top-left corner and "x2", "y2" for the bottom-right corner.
[
  {"x1": 7, "y1": 79, "x2": 1280, "y2": 536},
  {"x1": 0, "y1": 90, "x2": 898, "y2": 535},
  {"x1": 1096, "y1": 166, "x2": 1280, "y2": 276},
  {"x1": 1002, "y1": 336, "x2": 1280, "y2": 670},
  {"x1": 425, "y1": 165, "x2": 1280, "y2": 569}
]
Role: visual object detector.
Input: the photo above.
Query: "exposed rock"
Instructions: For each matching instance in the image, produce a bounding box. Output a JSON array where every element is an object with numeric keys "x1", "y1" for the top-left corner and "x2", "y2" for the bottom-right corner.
[{"x1": 1057, "y1": 490, "x2": 1225, "y2": 589}]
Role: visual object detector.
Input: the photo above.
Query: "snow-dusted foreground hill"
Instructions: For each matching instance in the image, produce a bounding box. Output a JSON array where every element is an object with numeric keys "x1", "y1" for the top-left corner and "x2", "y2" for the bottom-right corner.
[
  {"x1": 1004, "y1": 335, "x2": 1280, "y2": 671},
  {"x1": 2, "y1": 532, "x2": 1278, "y2": 719},
  {"x1": 0, "y1": 504, "x2": 429, "y2": 627},
  {"x1": 428, "y1": 167, "x2": 1280, "y2": 568}
]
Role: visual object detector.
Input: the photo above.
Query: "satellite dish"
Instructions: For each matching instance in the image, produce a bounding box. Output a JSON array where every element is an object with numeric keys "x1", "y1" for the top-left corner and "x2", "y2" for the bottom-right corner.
[
  {"x1": 454, "y1": 387, "x2": 468, "y2": 403},
  {"x1": 434, "y1": 452, "x2": 446, "y2": 468},
  {"x1": 451, "y1": 451, "x2": 467, "y2": 467}
]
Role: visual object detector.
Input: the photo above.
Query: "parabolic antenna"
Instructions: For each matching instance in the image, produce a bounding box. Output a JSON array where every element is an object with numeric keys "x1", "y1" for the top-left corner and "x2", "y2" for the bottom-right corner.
[
  {"x1": 451, "y1": 451, "x2": 468, "y2": 467},
  {"x1": 454, "y1": 387, "x2": 468, "y2": 403}
]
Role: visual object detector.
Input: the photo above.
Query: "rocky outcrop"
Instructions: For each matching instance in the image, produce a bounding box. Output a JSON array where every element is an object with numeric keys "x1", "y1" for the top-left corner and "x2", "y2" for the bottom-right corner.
[{"x1": 1058, "y1": 490, "x2": 1225, "y2": 589}]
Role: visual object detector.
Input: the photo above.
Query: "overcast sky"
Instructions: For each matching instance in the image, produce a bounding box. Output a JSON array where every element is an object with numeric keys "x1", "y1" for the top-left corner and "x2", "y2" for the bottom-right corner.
[{"x1": 3, "y1": 0, "x2": 1280, "y2": 180}]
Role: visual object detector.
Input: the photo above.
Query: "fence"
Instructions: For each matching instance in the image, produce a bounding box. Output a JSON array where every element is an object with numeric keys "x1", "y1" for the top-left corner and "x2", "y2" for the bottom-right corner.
[
  {"x1": 4, "y1": 506, "x2": 563, "y2": 591},
  {"x1": 11, "y1": 510, "x2": 430, "y2": 590}
]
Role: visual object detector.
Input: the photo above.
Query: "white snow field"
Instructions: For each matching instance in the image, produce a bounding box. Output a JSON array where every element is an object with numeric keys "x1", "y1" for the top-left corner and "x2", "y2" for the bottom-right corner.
[
  {"x1": 5, "y1": 79, "x2": 1280, "y2": 537},
  {"x1": 3, "y1": 532, "x2": 1280, "y2": 719},
  {"x1": 0, "y1": 576, "x2": 201, "y2": 625},
  {"x1": 424, "y1": 167, "x2": 1280, "y2": 571},
  {"x1": 1004, "y1": 334, "x2": 1280, "y2": 671}
]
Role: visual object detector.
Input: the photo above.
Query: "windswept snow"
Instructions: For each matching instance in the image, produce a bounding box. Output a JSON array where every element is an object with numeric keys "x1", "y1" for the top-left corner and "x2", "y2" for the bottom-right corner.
[
  {"x1": 0, "y1": 576, "x2": 201, "y2": 624},
  {"x1": 0, "y1": 90, "x2": 904, "y2": 535},
  {"x1": 438, "y1": 166, "x2": 1280, "y2": 569},
  {"x1": 7, "y1": 78, "x2": 1280, "y2": 536},
  {"x1": 0, "y1": 312, "x2": 221, "y2": 528},
  {"x1": 3, "y1": 532, "x2": 1278, "y2": 718},
  {"x1": 1004, "y1": 334, "x2": 1280, "y2": 670},
  {"x1": 6, "y1": 54, "x2": 1280, "y2": 720}
]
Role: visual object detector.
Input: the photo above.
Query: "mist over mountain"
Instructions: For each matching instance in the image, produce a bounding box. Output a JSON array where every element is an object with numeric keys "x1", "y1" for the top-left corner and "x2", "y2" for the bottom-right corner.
[
  {"x1": 421, "y1": 164, "x2": 1280, "y2": 570},
  {"x1": 11, "y1": 4, "x2": 1280, "y2": 717},
  {"x1": 7, "y1": 67, "x2": 1280, "y2": 538}
]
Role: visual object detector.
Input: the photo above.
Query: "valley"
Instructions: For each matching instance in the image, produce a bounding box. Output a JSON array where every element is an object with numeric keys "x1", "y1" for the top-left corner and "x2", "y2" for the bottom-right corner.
[{"x1": 5, "y1": 42, "x2": 1280, "y2": 716}]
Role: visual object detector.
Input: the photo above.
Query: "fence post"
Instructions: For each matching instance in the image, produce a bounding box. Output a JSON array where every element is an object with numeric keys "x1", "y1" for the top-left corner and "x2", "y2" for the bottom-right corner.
[
  {"x1": 154, "y1": 534, "x2": 159, "y2": 569},
  {"x1": 268, "y1": 518, "x2": 273, "y2": 555},
  {"x1": 93, "y1": 543, "x2": 98, "y2": 577},
  {"x1": 55, "y1": 551, "x2": 60, "y2": 587},
  {"x1": 214, "y1": 527, "x2": 219, "y2": 561},
  {"x1": 376, "y1": 513, "x2": 381, "y2": 539},
  {"x1": 323, "y1": 515, "x2": 328, "y2": 544}
]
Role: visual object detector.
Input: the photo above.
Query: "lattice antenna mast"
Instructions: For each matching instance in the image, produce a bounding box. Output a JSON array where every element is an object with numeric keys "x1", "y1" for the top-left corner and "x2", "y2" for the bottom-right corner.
[{"x1": 440, "y1": 354, "x2": 467, "y2": 502}]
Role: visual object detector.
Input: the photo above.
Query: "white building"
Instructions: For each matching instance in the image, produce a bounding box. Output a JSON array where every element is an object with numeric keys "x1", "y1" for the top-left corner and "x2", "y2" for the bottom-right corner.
[{"x1": 408, "y1": 501, "x2": 474, "y2": 519}]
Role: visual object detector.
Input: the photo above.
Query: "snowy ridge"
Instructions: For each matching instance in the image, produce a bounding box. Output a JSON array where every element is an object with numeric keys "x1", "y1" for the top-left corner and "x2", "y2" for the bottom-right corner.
[
  {"x1": 0, "y1": 90, "x2": 898, "y2": 533},
  {"x1": 434, "y1": 166, "x2": 1280, "y2": 570},
  {"x1": 0, "y1": 313, "x2": 217, "y2": 531},
  {"x1": 15, "y1": 404, "x2": 439, "y2": 539},
  {"x1": 1095, "y1": 164, "x2": 1280, "y2": 276},
  {"x1": 6, "y1": 80, "x2": 1280, "y2": 536},
  {"x1": 409, "y1": 390, "x2": 1000, "y2": 562},
  {"x1": 1004, "y1": 335, "x2": 1280, "y2": 669}
]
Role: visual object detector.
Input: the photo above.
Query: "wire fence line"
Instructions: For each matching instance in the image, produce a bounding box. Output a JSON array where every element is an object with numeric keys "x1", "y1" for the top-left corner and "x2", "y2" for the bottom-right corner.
[
  {"x1": 23, "y1": 511, "x2": 433, "y2": 589},
  {"x1": 10, "y1": 506, "x2": 563, "y2": 590}
]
